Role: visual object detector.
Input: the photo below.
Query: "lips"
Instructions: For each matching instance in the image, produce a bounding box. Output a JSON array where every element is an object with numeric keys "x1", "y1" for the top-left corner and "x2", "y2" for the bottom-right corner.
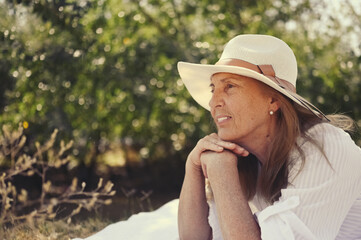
[{"x1": 216, "y1": 115, "x2": 232, "y2": 123}]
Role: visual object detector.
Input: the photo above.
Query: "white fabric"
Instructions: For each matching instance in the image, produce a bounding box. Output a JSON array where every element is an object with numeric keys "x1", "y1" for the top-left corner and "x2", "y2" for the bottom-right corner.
[
  {"x1": 72, "y1": 199, "x2": 179, "y2": 240},
  {"x1": 207, "y1": 123, "x2": 361, "y2": 239},
  {"x1": 208, "y1": 198, "x2": 223, "y2": 240}
]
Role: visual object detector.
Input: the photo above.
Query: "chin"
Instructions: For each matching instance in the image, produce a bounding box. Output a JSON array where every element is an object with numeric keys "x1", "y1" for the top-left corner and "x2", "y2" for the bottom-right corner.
[{"x1": 217, "y1": 130, "x2": 238, "y2": 142}]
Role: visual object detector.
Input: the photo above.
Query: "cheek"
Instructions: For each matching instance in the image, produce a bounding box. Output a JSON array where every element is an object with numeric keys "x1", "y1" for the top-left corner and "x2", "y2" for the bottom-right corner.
[{"x1": 235, "y1": 99, "x2": 268, "y2": 123}]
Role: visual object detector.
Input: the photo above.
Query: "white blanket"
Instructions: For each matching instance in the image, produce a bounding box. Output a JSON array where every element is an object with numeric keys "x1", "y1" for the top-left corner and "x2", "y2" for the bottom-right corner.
[{"x1": 73, "y1": 199, "x2": 179, "y2": 240}]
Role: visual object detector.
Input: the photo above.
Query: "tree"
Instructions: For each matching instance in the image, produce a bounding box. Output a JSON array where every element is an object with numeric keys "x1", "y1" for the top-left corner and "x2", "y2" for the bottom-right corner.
[{"x1": 0, "y1": 0, "x2": 360, "y2": 191}]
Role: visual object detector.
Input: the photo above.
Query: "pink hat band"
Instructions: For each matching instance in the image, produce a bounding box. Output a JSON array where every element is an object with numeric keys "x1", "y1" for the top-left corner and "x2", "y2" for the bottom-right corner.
[{"x1": 216, "y1": 58, "x2": 296, "y2": 93}]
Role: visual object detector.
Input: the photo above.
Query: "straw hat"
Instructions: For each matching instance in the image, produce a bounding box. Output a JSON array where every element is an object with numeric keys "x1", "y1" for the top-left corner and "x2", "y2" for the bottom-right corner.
[{"x1": 177, "y1": 34, "x2": 326, "y2": 119}]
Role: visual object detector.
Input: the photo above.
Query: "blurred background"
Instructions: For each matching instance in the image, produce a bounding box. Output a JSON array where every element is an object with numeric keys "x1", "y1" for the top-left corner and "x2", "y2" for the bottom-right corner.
[{"x1": 0, "y1": 0, "x2": 360, "y2": 228}]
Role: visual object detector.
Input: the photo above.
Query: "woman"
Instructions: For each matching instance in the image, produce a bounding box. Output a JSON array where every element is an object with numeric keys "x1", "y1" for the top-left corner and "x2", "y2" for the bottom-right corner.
[{"x1": 177, "y1": 34, "x2": 361, "y2": 239}]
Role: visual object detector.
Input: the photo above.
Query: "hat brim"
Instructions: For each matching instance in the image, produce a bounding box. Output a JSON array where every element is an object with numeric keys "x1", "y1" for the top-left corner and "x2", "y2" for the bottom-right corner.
[{"x1": 178, "y1": 61, "x2": 320, "y2": 116}]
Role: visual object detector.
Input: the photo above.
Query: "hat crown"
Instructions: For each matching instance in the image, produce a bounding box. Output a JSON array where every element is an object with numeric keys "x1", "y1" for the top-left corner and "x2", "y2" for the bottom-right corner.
[{"x1": 220, "y1": 34, "x2": 297, "y2": 86}]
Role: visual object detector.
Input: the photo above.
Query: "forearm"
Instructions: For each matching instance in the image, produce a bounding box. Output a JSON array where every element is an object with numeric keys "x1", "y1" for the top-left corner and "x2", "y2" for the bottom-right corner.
[
  {"x1": 178, "y1": 162, "x2": 212, "y2": 240},
  {"x1": 208, "y1": 161, "x2": 261, "y2": 240}
]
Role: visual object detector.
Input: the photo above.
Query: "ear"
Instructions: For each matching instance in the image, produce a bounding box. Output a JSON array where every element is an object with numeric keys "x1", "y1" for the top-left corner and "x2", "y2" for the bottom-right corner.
[{"x1": 268, "y1": 97, "x2": 281, "y2": 112}]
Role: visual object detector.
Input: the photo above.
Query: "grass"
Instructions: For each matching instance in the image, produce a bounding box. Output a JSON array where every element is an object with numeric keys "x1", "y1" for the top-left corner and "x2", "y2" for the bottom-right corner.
[
  {"x1": 0, "y1": 125, "x2": 117, "y2": 240},
  {"x1": 1, "y1": 216, "x2": 113, "y2": 240},
  {"x1": 0, "y1": 125, "x2": 177, "y2": 240}
]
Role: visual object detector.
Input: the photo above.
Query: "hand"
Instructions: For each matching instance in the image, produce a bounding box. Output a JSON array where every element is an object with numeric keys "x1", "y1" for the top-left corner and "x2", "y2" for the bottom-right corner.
[
  {"x1": 200, "y1": 150, "x2": 240, "y2": 178},
  {"x1": 186, "y1": 133, "x2": 249, "y2": 174}
]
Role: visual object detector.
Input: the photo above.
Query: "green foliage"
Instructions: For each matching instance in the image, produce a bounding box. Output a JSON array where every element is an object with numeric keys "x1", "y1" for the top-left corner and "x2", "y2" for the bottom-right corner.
[{"x1": 0, "y1": 0, "x2": 360, "y2": 172}]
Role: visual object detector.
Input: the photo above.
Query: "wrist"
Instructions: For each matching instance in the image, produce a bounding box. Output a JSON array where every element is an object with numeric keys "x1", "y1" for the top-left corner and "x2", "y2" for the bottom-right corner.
[
  {"x1": 206, "y1": 154, "x2": 238, "y2": 180},
  {"x1": 185, "y1": 157, "x2": 203, "y2": 174}
]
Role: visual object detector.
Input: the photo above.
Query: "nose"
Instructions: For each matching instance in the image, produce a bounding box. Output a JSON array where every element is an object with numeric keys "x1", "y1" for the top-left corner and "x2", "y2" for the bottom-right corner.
[{"x1": 209, "y1": 88, "x2": 224, "y2": 109}]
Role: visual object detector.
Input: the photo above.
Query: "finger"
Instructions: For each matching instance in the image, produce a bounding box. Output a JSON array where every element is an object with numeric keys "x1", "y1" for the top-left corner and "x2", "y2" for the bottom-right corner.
[
  {"x1": 201, "y1": 142, "x2": 224, "y2": 153},
  {"x1": 206, "y1": 134, "x2": 249, "y2": 156},
  {"x1": 197, "y1": 137, "x2": 224, "y2": 153},
  {"x1": 232, "y1": 145, "x2": 250, "y2": 157},
  {"x1": 204, "y1": 135, "x2": 235, "y2": 149}
]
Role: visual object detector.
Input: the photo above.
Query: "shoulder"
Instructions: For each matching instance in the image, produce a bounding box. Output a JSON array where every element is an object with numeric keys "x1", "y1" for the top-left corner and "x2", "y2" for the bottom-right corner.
[
  {"x1": 289, "y1": 122, "x2": 361, "y2": 186},
  {"x1": 300, "y1": 122, "x2": 360, "y2": 160},
  {"x1": 306, "y1": 122, "x2": 352, "y2": 141}
]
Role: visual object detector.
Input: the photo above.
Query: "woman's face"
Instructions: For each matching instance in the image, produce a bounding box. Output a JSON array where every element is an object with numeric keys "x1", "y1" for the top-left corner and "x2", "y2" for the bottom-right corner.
[{"x1": 209, "y1": 73, "x2": 274, "y2": 145}]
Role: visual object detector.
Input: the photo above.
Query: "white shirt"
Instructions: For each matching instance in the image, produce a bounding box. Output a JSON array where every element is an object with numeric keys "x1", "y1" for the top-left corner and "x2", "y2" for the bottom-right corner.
[{"x1": 208, "y1": 123, "x2": 361, "y2": 239}]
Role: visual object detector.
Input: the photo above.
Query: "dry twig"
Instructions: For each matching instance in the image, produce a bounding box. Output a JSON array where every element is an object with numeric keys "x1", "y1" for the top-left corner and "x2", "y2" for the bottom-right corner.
[{"x1": 0, "y1": 125, "x2": 116, "y2": 227}]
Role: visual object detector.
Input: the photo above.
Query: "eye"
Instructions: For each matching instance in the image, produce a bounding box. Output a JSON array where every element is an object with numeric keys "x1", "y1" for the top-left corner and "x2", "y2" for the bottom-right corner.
[
  {"x1": 210, "y1": 84, "x2": 215, "y2": 93},
  {"x1": 226, "y1": 83, "x2": 235, "y2": 90}
]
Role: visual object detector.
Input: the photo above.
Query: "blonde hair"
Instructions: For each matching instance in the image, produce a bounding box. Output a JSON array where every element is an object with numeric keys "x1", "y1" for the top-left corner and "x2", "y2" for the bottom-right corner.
[{"x1": 206, "y1": 83, "x2": 355, "y2": 203}]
